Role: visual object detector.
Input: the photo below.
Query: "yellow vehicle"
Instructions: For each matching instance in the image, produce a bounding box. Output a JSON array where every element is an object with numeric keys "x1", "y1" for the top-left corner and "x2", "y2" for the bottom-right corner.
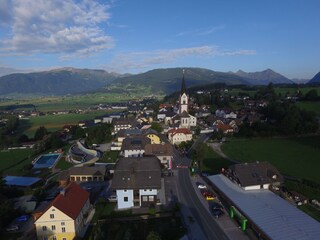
[{"x1": 206, "y1": 195, "x2": 215, "y2": 201}]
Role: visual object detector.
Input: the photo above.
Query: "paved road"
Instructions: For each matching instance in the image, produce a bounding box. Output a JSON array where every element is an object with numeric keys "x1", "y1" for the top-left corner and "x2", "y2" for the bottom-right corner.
[{"x1": 178, "y1": 167, "x2": 230, "y2": 240}]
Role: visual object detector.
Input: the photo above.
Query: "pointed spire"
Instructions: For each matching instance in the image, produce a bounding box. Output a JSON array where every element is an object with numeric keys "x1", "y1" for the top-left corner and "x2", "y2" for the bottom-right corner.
[{"x1": 181, "y1": 69, "x2": 187, "y2": 94}]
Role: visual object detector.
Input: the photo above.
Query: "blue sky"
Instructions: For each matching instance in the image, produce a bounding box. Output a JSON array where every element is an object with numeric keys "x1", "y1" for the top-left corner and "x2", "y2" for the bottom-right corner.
[{"x1": 0, "y1": 0, "x2": 319, "y2": 79}]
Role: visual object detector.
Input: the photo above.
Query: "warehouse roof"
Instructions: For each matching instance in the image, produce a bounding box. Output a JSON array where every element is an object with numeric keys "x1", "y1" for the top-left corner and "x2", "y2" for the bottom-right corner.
[{"x1": 208, "y1": 174, "x2": 320, "y2": 240}]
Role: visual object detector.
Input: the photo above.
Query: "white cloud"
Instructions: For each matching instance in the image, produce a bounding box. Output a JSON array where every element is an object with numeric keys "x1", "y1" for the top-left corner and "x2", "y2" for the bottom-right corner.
[
  {"x1": 0, "y1": 0, "x2": 113, "y2": 58},
  {"x1": 104, "y1": 46, "x2": 255, "y2": 72}
]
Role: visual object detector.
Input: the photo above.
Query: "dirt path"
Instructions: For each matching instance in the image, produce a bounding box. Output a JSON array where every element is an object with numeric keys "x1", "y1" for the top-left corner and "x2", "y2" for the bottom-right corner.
[{"x1": 207, "y1": 142, "x2": 240, "y2": 164}]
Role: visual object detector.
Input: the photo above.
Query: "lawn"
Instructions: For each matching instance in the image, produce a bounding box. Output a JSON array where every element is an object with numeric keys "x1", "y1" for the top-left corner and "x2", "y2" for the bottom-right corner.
[
  {"x1": 0, "y1": 149, "x2": 34, "y2": 174},
  {"x1": 200, "y1": 144, "x2": 234, "y2": 174},
  {"x1": 222, "y1": 136, "x2": 320, "y2": 184},
  {"x1": 99, "y1": 151, "x2": 119, "y2": 163}
]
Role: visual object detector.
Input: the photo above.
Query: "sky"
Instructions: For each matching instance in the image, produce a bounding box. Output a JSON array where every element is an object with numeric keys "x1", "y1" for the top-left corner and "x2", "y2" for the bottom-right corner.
[{"x1": 0, "y1": 0, "x2": 319, "y2": 79}]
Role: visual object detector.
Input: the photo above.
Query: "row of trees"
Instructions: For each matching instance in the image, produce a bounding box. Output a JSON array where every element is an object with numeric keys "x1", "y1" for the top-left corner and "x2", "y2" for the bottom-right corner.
[{"x1": 238, "y1": 101, "x2": 319, "y2": 137}]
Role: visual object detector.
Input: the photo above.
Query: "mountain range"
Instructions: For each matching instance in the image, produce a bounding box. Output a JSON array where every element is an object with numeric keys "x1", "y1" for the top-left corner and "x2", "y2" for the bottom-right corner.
[
  {"x1": 0, "y1": 67, "x2": 120, "y2": 96},
  {"x1": 308, "y1": 72, "x2": 320, "y2": 84},
  {"x1": 233, "y1": 69, "x2": 294, "y2": 85},
  {"x1": 0, "y1": 67, "x2": 317, "y2": 96}
]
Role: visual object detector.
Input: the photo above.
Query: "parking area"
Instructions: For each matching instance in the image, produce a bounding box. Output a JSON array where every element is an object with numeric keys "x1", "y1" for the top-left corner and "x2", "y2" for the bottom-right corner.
[{"x1": 191, "y1": 175, "x2": 249, "y2": 240}]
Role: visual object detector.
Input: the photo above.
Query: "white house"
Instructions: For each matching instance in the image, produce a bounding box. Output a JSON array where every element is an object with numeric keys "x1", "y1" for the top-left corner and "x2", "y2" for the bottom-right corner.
[
  {"x1": 112, "y1": 157, "x2": 162, "y2": 209},
  {"x1": 167, "y1": 128, "x2": 193, "y2": 145}
]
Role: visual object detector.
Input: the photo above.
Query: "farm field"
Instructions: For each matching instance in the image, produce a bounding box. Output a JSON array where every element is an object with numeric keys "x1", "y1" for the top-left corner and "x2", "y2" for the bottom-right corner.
[
  {"x1": 0, "y1": 149, "x2": 34, "y2": 175},
  {"x1": 222, "y1": 136, "x2": 320, "y2": 184},
  {"x1": 17, "y1": 111, "x2": 108, "y2": 137},
  {"x1": 0, "y1": 90, "x2": 162, "y2": 112}
]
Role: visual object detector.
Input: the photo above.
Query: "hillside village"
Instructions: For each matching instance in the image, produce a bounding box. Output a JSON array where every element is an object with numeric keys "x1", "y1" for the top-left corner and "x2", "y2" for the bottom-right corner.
[{"x1": 0, "y1": 73, "x2": 320, "y2": 240}]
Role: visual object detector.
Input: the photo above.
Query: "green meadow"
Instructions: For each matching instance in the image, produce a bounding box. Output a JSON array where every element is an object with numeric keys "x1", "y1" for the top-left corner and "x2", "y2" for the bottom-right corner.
[
  {"x1": 0, "y1": 149, "x2": 34, "y2": 175},
  {"x1": 200, "y1": 144, "x2": 234, "y2": 174},
  {"x1": 222, "y1": 136, "x2": 320, "y2": 184}
]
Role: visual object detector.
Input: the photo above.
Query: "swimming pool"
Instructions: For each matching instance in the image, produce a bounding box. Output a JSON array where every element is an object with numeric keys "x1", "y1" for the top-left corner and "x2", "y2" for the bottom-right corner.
[{"x1": 33, "y1": 153, "x2": 61, "y2": 169}]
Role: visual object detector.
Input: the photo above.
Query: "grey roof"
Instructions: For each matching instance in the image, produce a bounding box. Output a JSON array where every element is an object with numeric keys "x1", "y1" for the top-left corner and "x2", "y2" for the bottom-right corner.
[
  {"x1": 68, "y1": 166, "x2": 106, "y2": 176},
  {"x1": 208, "y1": 174, "x2": 320, "y2": 240},
  {"x1": 58, "y1": 166, "x2": 107, "y2": 181},
  {"x1": 112, "y1": 157, "x2": 161, "y2": 190},
  {"x1": 117, "y1": 129, "x2": 142, "y2": 138},
  {"x1": 121, "y1": 136, "x2": 151, "y2": 151},
  {"x1": 229, "y1": 162, "x2": 284, "y2": 187},
  {"x1": 144, "y1": 143, "x2": 173, "y2": 156}
]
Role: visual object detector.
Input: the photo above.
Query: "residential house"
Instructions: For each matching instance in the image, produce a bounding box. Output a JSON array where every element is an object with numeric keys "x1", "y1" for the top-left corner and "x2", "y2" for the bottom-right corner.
[
  {"x1": 34, "y1": 182, "x2": 91, "y2": 240},
  {"x1": 167, "y1": 128, "x2": 192, "y2": 145},
  {"x1": 215, "y1": 122, "x2": 234, "y2": 134},
  {"x1": 58, "y1": 166, "x2": 107, "y2": 186},
  {"x1": 144, "y1": 143, "x2": 173, "y2": 168},
  {"x1": 121, "y1": 136, "x2": 151, "y2": 157},
  {"x1": 224, "y1": 162, "x2": 284, "y2": 191},
  {"x1": 112, "y1": 117, "x2": 138, "y2": 135},
  {"x1": 215, "y1": 108, "x2": 237, "y2": 119},
  {"x1": 112, "y1": 157, "x2": 162, "y2": 209},
  {"x1": 143, "y1": 128, "x2": 167, "y2": 144}
]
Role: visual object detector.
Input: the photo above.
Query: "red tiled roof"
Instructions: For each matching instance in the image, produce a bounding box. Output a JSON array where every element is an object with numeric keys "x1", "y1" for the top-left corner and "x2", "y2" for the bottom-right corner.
[
  {"x1": 50, "y1": 182, "x2": 89, "y2": 219},
  {"x1": 168, "y1": 128, "x2": 192, "y2": 136}
]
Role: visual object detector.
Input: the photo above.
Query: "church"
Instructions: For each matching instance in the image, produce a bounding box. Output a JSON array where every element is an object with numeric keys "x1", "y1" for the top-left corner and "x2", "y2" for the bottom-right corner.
[{"x1": 171, "y1": 71, "x2": 197, "y2": 129}]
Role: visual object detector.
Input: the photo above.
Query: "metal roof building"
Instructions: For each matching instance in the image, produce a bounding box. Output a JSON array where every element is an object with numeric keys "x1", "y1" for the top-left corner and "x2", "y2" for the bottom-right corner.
[{"x1": 208, "y1": 174, "x2": 320, "y2": 240}]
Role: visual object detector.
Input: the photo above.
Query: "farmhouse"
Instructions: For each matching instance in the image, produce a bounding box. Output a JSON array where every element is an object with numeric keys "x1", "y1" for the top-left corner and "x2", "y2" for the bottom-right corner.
[{"x1": 34, "y1": 182, "x2": 91, "y2": 240}]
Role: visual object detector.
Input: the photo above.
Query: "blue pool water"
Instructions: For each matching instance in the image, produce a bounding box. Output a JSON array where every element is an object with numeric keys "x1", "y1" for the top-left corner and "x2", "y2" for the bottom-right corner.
[{"x1": 33, "y1": 153, "x2": 60, "y2": 169}]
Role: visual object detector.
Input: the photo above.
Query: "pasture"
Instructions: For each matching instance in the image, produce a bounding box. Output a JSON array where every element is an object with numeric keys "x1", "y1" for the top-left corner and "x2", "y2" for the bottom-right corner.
[{"x1": 222, "y1": 136, "x2": 320, "y2": 184}]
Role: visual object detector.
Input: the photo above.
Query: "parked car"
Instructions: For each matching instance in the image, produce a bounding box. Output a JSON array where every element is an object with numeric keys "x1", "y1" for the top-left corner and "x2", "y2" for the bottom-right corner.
[
  {"x1": 16, "y1": 215, "x2": 29, "y2": 222},
  {"x1": 107, "y1": 195, "x2": 117, "y2": 202},
  {"x1": 196, "y1": 182, "x2": 207, "y2": 189},
  {"x1": 210, "y1": 202, "x2": 223, "y2": 210},
  {"x1": 6, "y1": 225, "x2": 19, "y2": 232},
  {"x1": 200, "y1": 189, "x2": 211, "y2": 196},
  {"x1": 206, "y1": 195, "x2": 215, "y2": 201},
  {"x1": 211, "y1": 209, "x2": 224, "y2": 218}
]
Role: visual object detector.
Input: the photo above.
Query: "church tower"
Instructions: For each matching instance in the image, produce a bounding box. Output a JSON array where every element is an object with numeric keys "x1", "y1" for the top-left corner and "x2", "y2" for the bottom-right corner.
[{"x1": 179, "y1": 70, "x2": 188, "y2": 114}]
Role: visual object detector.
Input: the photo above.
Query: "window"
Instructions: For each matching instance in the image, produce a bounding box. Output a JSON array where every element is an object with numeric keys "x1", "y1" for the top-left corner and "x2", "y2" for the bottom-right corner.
[
  {"x1": 142, "y1": 196, "x2": 148, "y2": 202},
  {"x1": 61, "y1": 222, "x2": 65, "y2": 226},
  {"x1": 53, "y1": 236, "x2": 57, "y2": 240},
  {"x1": 124, "y1": 197, "x2": 128, "y2": 202},
  {"x1": 51, "y1": 225, "x2": 56, "y2": 230},
  {"x1": 50, "y1": 214, "x2": 54, "y2": 219},
  {"x1": 149, "y1": 196, "x2": 154, "y2": 201},
  {"x1": 62, "y1": 227, "x2": 66, "y2": 233},
  {"x1": 42, "y1": 226, "x2": 47, "y2": 231}
]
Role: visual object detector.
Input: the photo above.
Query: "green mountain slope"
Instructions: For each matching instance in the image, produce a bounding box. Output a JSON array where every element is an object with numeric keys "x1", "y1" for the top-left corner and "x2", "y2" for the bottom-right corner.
[
  {"x1": 112, "y1": 67, "x2": 249, "y2": 94},
  {"x1": 0, "y1": 67, "x2": 120, "y2": 96},
  {"x1": 234, "y1": 69, "x2": 294, "y2": 85}
]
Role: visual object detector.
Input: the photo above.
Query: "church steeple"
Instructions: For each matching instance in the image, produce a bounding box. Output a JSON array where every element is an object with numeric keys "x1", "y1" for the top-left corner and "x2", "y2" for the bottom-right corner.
[
  {"x1": 181, "y1": 69, "x2": 187, "y2": 94},
  {"x1": 179, "y1": 70, "x2": 188, "y2": 114}
]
